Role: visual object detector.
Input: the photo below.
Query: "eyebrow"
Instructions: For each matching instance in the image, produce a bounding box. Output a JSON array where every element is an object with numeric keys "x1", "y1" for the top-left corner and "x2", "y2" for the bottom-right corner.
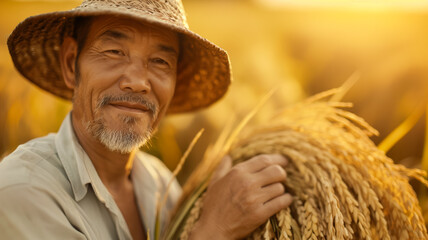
[
  {"x1": 99, "y1": 30, "x2": 130, "y2": 41},
  {"x1": 99, "y1": 29, "x2": 178, "y2": 55},
  {"x1": 158, "y1": 44, "x2": 179, "y2": 56}
]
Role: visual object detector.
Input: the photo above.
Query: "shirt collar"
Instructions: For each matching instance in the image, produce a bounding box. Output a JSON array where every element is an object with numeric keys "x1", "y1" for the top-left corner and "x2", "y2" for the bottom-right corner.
[
  {"x1": 55, "y1": 113, "x2": 133, "y2": 239},
  {"x1": 55, "y1": 113, "x2": 91, "y2": 201},
  {"x1": 54, "y1": 113, "x2": 120, "y2": 206}
]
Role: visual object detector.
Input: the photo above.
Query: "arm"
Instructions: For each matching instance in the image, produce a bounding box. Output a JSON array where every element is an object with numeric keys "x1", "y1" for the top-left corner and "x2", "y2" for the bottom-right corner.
[
  {"x1": 189, "y1": 154, "x2": 292, "y2": 240},
  {"x1": 0, "y1": 184, "x2": 86, "y2": 240}
]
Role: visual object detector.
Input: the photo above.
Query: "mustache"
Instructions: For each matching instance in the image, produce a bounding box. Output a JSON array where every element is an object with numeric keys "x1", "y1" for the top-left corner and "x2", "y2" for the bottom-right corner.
[{"x1": 97, "y1": 93, "x2": 159, "y2": 117}]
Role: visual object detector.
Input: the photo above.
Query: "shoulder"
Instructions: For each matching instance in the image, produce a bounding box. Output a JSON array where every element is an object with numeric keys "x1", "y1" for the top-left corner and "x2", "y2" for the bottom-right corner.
[
  {"x1": 0, "y1": 182, "x2": 54, "y2": 205},
  {"x1": 0, "y1": 182, "x2": 85, "y2": 239},
  {"x1": 0, "y1": 139, "x2": 84, "y2": 238},
  {"x1": 0, "y1": 181, "x2": 67, "y2": 224},
  {"x1": 0, "y1": 134, "x2": 65, "y2": 191}
]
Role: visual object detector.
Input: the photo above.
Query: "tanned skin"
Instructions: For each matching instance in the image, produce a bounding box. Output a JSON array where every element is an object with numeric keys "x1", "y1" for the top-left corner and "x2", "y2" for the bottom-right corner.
[{"x1": 60, "y1": 15, "x2": 292, "y2": 240}]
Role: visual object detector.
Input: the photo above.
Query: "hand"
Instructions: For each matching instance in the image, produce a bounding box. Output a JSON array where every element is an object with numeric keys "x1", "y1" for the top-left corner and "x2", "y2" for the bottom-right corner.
[{"x1": 189, "y1": 154, "x2": 292, "y2": 240}]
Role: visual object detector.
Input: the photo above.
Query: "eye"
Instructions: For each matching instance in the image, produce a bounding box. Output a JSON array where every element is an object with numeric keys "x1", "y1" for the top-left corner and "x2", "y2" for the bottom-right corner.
[
  {"x1": 104, "y1": 49, "x2": 125, "y2": 56},
  {"x1": 150, "y1": 58, "x2": 170, "y2": 67}
]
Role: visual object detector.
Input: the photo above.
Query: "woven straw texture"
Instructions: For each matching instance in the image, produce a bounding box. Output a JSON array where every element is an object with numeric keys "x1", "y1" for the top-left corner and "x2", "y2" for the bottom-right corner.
[
  {"x1": 7, "y1": 0, "x2": 231, "y2": 114},
  {"x1": 168, "y1": 98, "x2": 428, "y2": 240}
]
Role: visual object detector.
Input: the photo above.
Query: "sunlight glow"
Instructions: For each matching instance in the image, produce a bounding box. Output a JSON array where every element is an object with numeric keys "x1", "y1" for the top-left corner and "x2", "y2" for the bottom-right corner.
[{"x1": 256, "y1": 0, "x2": 428, "y2": 10}]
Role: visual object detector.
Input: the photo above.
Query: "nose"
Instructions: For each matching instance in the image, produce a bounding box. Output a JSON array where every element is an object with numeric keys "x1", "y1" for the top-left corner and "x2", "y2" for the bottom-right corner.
[{"x1": 119, "y1": 60, "x2": 151, "y2": 93}]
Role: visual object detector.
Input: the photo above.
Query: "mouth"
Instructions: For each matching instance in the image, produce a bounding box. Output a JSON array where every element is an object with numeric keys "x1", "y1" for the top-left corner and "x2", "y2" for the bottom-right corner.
[{"x1": 109, "y1": 102, "x2": 150, "y2": 113}]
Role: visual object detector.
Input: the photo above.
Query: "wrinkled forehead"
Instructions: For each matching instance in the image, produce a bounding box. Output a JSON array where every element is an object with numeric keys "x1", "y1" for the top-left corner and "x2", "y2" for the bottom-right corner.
[{"x1": 85, "y1": 15, "x2": 180, "y2": 51}]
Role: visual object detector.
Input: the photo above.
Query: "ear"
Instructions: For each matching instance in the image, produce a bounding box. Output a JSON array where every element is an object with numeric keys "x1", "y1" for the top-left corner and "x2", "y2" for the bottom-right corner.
[{"x1": 60, "y1": 36, "x2": 78, "y2": 89}]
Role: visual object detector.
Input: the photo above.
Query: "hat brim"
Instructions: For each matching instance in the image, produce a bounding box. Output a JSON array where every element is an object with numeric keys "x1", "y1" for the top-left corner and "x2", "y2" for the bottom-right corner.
[{"x1": 8, "y1": 7, "x2": 231, "y2": 114}]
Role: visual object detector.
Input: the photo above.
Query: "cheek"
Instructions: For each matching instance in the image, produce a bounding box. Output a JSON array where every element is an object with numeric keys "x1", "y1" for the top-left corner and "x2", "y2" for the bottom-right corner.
[
  {"x1": 74, "y1": 73, "x2": 108, "y2": 119},
  {"x1": 81, "y1": 59, "x2": 122, "y2": 94},
  {"x1": 158, "y1": 77, "x2": 176, "y2": 106},
  {"x1": 73, "y1": 84, "x2": 95, "y2": 118},
  {"x1": 150, "y1": 69, "x2": 176, "y2": 102},
  {"x1": 89, "y1": 64, "x2": 122, "y2": 85}
]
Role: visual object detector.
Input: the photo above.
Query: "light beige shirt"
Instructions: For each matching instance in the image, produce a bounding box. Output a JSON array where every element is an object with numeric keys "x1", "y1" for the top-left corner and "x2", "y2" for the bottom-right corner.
[{"x1": 0, "y1": 114, "x2": 181, "y2": 240}]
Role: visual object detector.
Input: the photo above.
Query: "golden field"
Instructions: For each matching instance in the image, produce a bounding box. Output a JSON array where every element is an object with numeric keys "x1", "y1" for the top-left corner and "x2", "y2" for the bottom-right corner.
[{"x1": 1, "y1": 0, "x2": 428, "y2": 226}]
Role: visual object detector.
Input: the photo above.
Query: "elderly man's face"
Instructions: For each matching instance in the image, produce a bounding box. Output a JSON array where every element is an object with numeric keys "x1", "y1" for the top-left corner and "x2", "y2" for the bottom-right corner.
[{"x1": 68, "y1": 16, "x2": 179, "y2": 153}]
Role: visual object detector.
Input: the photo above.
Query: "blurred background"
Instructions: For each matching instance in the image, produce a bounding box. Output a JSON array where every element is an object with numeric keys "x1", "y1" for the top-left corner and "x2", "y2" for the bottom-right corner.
[{"x1": 1, "y1": 0, "x2": 428, "y2": 222}]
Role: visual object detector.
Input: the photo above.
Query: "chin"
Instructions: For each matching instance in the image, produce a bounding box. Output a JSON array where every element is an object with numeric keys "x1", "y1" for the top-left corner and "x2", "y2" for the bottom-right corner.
[{"x1": 87, "y1": 116, "x2": 153, "y2": 154}]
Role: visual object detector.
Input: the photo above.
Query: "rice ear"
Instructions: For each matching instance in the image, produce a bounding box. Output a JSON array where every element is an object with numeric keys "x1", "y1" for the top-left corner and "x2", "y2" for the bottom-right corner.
[{"x1": 165, "y1": 92, "x2": 428, "y2": 240}]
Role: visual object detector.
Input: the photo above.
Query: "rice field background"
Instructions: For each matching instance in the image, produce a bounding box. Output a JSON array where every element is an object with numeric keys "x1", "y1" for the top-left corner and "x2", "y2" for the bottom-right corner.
[{"x1": 1, "y1": 0, "x2": 428, "y2": 227}]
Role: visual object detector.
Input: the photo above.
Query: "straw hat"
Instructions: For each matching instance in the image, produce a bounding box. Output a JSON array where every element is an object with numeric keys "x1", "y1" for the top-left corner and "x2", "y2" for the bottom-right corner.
[{"x1": 7, "y1": 0, "x2": 231, "y2": 114}]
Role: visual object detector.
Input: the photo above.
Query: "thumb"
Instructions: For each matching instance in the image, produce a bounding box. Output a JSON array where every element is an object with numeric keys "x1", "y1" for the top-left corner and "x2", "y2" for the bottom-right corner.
[{"x1": 209, "y1": 155, "x2": 232, "y2": 188}]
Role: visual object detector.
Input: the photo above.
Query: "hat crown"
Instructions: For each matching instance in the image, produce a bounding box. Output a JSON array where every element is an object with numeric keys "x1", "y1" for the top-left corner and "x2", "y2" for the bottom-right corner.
[{"x1": 77, "y1": 0, "x2": 189, "y2": 28}]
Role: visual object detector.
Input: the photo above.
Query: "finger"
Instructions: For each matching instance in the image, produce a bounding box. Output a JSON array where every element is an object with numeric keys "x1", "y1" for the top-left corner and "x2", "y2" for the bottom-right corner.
[
  {"x1": 258, "y1": 183, "x2": 286, "y2": 203},
  {"x1": 260, "y1": 193, "x2": 293, "y2": 218},
  {"x1": 255, "y1": 164, "x2": 287, "y2": 187},
  {"x1": 209, "y1": 155, "x2": 233, "y2": 187},
  {"x1": 239, "y1": 154, "x2": 288, "y2": 173}
]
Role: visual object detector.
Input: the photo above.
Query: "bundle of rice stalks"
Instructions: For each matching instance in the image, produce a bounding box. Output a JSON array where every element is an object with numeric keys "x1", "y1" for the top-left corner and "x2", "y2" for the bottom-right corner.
[{"x1": 164, "y1": 91, "x2": 428, "y2": 240}]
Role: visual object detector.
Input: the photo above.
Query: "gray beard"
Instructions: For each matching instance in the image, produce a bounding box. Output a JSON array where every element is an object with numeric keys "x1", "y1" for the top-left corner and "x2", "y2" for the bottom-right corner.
[{"x1": 86, "y1": 115, "x2": 153, "y2": 154}]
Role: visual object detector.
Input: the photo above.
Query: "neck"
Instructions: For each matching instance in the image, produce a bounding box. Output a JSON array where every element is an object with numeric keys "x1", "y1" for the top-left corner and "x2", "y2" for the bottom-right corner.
[{"x1": 71, "y1": 113, "x2": 135, "y2": 188}]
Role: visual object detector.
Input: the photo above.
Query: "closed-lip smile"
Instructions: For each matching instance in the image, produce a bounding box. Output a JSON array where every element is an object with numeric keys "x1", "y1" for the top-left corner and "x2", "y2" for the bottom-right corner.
[{"x1": 109, "y1": 101, "x2": 150, "y2": 113}]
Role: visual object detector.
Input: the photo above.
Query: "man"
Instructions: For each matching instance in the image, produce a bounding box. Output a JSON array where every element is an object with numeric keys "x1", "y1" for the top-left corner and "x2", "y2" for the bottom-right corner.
[{"x1": 1, "y1": 0, "x2": 292, "y2": 239}]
